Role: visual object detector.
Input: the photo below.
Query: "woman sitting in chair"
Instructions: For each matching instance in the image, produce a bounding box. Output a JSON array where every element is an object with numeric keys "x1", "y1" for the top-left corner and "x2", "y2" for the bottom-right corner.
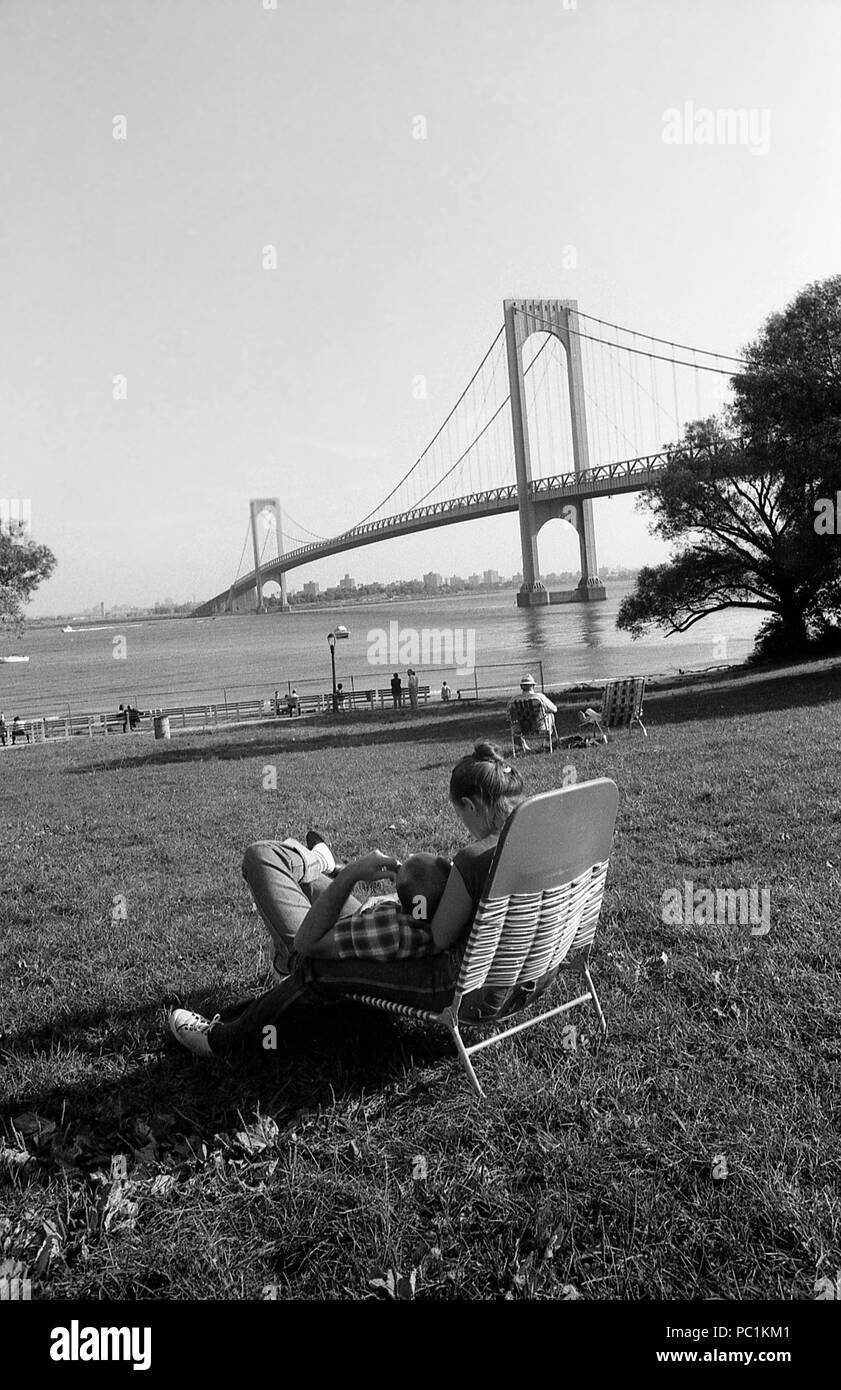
[{"x1": 169, "y1": 743, "x2": 525, "y2": 1056}]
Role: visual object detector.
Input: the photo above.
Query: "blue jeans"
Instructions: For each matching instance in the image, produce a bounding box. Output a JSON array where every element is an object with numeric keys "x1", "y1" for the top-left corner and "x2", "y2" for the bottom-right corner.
[{"x1": 213, "y1": 839, "x2": 462, "y2": 1055}]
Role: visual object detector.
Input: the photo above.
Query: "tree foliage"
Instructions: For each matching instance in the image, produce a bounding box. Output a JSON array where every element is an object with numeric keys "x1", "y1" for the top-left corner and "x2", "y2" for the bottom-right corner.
[
  {"x1": 617, "y1": 276, "x2": 841, "y2": 657},
  {"x1": 0, "y1": 523, "x2": 57, "y2": 632}
]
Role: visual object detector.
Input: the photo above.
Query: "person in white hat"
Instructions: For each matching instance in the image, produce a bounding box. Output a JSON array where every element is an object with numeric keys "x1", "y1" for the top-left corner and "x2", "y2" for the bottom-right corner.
[{"x1": 507, "y1": 674, "x2": 557, "y2": 753}]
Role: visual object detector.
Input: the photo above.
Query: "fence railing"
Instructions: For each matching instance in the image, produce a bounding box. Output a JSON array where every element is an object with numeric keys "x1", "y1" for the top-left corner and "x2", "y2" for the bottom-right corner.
[{"x1": 2, "y1": 661, "x2": 554, "y2": 744}]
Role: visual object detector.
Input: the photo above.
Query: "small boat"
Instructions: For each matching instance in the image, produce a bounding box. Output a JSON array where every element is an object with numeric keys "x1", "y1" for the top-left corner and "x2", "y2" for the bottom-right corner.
[
  {"x1": 333, "y1": 624, "x2": 350, "y2": 639},
  {"x1": 61, "y1": 625, "x2": 75, "y2": 633},
  {"x1": 0, "y1": 655, "x2": 30, "y2": 663}
]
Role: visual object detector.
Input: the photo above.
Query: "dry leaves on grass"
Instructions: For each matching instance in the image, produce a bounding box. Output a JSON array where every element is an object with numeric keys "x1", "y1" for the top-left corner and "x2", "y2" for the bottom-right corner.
[
  {"x1": 711, "y1": 1153, "x2": 729, "y2": 1181},
  {"x1": 814, "y1": 1270, "x2": 841, "y2": 1299},
  {"x1": 368, "y1": 1267, "x2": 417, "y2": 1300},
  {"x1": 0, "y1": 1211, "x2": 63, "y2": 1278}
]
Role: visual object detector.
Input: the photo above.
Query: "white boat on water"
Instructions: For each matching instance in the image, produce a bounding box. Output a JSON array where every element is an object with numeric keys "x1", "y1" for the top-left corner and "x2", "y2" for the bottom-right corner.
[
  {"x1": 0, "y1": 655, "x2": 30, "y2": 663},
  {"x1": 61, "y1": 625, "x2": 74, "y2": 633}
]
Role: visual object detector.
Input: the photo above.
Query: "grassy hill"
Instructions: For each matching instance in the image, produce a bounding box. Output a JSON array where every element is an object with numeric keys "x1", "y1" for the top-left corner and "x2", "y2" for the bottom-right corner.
[{"x1": 1, "y1": 662, "x2": 839, "y2": 1300}]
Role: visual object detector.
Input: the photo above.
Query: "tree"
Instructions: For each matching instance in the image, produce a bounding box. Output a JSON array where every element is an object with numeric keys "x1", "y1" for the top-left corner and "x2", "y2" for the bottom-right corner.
[
  {"x1": 617, "y1": 276, "x2": 841, "y2": 658},
  {"x1": 0, "y1": 523, "x2": 57, "y2": 631}
]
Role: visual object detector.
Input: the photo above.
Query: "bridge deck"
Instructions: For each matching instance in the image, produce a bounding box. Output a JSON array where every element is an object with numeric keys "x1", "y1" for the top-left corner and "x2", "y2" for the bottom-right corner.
[{"x1": 196, "y1": 443, "x2": 744, "y2": 612}]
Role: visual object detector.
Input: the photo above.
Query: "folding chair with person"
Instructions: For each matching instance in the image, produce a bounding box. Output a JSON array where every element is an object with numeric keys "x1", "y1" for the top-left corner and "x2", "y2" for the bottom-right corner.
[
  {"x1": 507, "y1": 673, "x2": 558, "y2": 755},
  {"x1": 336, "y1": 778, "x2": 619, "y2": 1098}
]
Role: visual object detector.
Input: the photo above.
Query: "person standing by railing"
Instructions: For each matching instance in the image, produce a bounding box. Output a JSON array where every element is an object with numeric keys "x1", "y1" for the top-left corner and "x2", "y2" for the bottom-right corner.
[{"x1": 11, "y1": 716, "x2": 30, "y2": 745}]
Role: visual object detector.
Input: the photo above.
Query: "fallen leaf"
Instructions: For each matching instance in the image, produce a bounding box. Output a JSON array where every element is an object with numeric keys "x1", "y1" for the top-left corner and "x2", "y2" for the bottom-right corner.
[
  {"x1": 13, "y1": 1113, "x2": 56, "y2": 1142},
  {"x1": 814, "y1": 1271, "x2": 841, "y2": 1300}
]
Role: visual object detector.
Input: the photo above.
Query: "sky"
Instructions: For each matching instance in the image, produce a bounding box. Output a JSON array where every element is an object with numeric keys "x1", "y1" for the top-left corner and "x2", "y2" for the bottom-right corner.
[{"x1": 3, "y1": 0, "x2": 840, "y2": 614}]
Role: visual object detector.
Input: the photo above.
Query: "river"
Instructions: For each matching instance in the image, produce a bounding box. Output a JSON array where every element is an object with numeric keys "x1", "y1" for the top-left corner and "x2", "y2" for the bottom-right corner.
[{"x1": 1, "y1": 585, "x2": 764, "y2": 718}]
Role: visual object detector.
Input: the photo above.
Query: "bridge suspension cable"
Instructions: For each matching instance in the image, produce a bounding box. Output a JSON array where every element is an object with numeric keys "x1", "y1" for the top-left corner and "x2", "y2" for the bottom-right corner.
[
  {"x1": 524, "y1": 306, "x2": 743, "y2": 375},
  {"x1": 408, "y1": 333, "x2": 561, "y2": 510},
  {"x1": 574, "y1": 308, "x2": 749, "y2": 365},
  {"x1": 232, "y1": 526, "x2": 251, "y2": 585},
  {"x1": 349, "y1": 325, "x2": 506, "y2": 528},
  {"x1": 237, "y1": 308, "x2": 746, "y2": 574}
]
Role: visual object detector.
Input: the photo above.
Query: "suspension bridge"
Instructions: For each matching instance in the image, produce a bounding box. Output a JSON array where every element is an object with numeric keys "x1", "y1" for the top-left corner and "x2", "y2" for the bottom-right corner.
[{"x1": 195, "y1": 298, "x2": 746, "y2": 615}]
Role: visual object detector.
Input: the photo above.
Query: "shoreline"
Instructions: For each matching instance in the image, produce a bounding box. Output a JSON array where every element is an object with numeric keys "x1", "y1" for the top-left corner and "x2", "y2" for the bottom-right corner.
[{"x1": 8, "y1": 653, "x2": 839, "y2": 742}]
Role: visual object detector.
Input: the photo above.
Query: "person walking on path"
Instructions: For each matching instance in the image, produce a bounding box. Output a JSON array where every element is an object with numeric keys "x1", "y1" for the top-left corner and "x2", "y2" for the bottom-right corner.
[
  {"x1": 0, "y1": 712, "x2": 6, "y2": 747},
  {"x1": 407, "y1": 668, "x2": 419, "y2": 710},
  {"x1": 441, "y1": 681, "x2": 452, "y2": 702},
  {"x1": 390, "y1": 673, "x2": 402, "y2": 709}
]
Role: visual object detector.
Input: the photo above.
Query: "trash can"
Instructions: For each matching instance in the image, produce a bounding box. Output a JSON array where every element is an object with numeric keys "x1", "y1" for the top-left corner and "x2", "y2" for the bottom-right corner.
[{"x1": 153, "y1": 713, "x2": 171, "y2": 740}]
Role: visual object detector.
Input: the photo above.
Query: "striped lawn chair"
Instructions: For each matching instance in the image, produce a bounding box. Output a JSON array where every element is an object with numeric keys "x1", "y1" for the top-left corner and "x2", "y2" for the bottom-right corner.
[
  {"x1": 508, "y1": 695, "x2": 557, "y2": 756},
  {"x1": 584, "y1": 677, "x2": 647, "y2": 741},
  {"x1": 338, "y1": 778, "x2": 619, "y2": 1099}
]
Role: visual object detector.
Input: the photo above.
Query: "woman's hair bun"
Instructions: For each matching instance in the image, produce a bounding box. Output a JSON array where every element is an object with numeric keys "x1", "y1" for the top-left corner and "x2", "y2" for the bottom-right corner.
[{"x1": 473, "y1": 740, "x2": 504, "y2": 763}]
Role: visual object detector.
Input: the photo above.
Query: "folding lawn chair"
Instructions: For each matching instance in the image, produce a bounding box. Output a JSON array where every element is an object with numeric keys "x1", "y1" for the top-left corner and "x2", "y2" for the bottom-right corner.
[
  {"x1": 583, "y1": 677, "x2": 648, "y2": 741},
  {"x1": 338, "y1": 778, "x2": 619, "y2": 1099},
  {"x1": 508, "y1": 695, "x2": 557, "y2": 756}
]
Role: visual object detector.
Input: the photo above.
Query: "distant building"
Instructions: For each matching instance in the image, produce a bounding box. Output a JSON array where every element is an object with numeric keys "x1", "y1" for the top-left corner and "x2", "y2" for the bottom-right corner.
[
  {"x1": 339, "y1": 573, "x2": 356, "y2": 591},
  {"x1": 467, "y1": 574, "x2": 482, "y2": 588},
  {"x1": 423, "y1": 571, "x2": 442, "y2": 590},
  {"x1": 449, "y1": 574, "x2": 466, "y2": 589},
  {"x1": 302, "y1": 581, "x2": 320, "y2": 597},
  {"x1": 483, "y1": 569, "x2": 500, "y2": 586}
]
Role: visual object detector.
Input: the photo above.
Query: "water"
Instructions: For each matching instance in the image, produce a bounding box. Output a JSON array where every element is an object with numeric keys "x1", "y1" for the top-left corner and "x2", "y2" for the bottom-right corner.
[{"x1": 1, "y1": 585, "x2": 763, "y2": 718}]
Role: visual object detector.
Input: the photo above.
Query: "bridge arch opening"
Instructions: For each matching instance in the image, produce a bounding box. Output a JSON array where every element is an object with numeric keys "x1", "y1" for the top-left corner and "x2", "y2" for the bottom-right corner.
[
  {"x1": 261, "y1": 579, "x2": 283, "y2": 606},
  {"x1": 521, "y1": 332, "x2": 575, "y2": 479},
  {"x1": 533, "y1": 512, "x2": 583, "y2": 582}
]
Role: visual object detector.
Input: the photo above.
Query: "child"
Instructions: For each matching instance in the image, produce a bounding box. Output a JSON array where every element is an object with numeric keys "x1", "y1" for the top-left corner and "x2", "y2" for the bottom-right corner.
[{"x1": 326, "y1": 851, "x2": 452, "y2": 961}]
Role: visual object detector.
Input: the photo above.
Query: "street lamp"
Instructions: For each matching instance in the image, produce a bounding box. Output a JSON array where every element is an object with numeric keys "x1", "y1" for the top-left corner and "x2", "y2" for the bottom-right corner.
[{"x1": 327, "y1": 631, "x2": 338, "y2": 712}]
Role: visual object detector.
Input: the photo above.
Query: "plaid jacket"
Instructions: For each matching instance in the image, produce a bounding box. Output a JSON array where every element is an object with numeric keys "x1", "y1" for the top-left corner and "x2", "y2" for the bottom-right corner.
[{"x1": 331, "y1": 895, "x2": 435, "y2": 961}]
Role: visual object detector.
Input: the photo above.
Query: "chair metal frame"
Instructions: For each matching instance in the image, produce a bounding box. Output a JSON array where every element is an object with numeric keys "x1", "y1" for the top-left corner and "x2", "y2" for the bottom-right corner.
[{"x1": 339, "y1": 779, "x2": 619, "y2": 1099}]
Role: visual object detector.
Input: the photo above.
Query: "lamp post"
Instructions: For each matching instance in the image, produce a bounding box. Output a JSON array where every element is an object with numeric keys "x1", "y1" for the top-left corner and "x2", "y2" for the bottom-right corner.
[{"x1": 327, "y1": 631, "x2": 338, "y2": 712}]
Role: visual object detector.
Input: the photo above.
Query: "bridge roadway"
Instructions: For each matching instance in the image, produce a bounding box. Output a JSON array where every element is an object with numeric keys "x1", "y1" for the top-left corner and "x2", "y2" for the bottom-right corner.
[{"x1": 195, "y1": 442, "x2": 738, "y2": 613}]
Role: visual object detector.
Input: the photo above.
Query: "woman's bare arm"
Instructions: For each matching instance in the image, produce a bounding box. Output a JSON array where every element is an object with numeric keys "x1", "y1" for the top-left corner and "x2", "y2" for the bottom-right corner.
[{"x1": 429, "y1": 866, "x2": 474, "y2": 953}]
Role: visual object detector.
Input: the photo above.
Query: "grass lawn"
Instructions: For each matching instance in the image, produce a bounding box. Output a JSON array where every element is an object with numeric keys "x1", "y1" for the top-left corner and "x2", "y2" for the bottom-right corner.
[{"x1": 1, "y1": 661, "x2": 840, "y2": 1301}]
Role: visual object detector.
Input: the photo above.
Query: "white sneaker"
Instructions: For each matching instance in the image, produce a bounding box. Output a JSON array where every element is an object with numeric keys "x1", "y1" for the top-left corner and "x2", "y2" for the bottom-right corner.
[
  {"x1": 169, "y1": 1008, "x2": 217, "y2": 1057},
  {"x1": 280, "y1": 836, "x2": 336, "y2": 880}
]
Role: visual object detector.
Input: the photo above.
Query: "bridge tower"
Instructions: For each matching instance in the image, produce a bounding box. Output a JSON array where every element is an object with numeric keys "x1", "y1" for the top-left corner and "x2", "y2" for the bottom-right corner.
[
  {"x1": 248, "y1": 498, "x2": 289, "y2": 613},
  {"x1": 504, "y1": 298, "x2": 606, "y2": 607}
]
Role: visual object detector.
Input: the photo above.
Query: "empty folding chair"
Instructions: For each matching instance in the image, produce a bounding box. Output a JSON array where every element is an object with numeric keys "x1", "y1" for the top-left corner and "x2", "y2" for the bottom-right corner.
[{"x1": 583, "y1": 677, "x2": 647, "y2": 741}]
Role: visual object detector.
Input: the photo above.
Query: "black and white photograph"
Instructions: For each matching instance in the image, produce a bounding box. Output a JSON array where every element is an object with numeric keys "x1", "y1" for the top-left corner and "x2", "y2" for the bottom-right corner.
[{"x1": 1, "y1": 0, "x2": 839, "y2": 1360}]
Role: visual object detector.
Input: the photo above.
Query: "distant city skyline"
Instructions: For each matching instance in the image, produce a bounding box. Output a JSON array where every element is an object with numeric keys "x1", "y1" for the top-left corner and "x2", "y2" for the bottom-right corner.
[{"x1": 36, "y1": 562, "x2": 643, "y2": 620}]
